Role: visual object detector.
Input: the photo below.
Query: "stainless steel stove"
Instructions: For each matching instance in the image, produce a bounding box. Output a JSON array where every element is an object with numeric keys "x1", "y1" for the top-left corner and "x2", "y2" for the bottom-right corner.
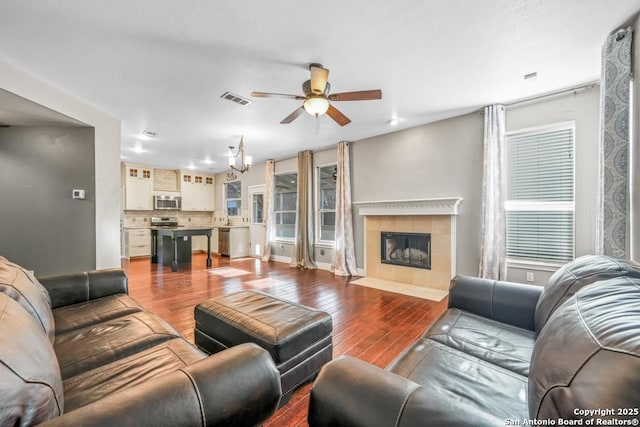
[{"x1": 150, "y1": 216, "x2": 178, "y2": 227}]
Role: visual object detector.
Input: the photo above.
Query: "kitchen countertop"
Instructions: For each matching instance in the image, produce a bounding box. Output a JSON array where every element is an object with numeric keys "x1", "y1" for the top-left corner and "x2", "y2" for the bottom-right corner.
[
  {"x1": 150, "y1": 226, "x2": 213, "y2": 231},
  {"x1": 125, "y1": 225, "x2": 250, "y2": 230}
]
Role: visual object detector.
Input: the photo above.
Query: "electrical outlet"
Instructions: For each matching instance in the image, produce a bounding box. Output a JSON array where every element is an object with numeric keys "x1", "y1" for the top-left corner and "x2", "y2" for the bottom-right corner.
[{"x1": 526, "y1": 272, "x2": 535, "y2": 282}]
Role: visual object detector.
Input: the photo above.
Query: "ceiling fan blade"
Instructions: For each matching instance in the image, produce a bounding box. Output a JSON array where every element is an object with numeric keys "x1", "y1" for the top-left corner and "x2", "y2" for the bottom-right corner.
[
  {"x1": 328, "y1": 89, "x2": 382, "y2": 102},
  {"x1": 310, "y1": 65, "x2": 329, "y2": 95},
  {"x1": 326, "y1": 105, "x2": 351, "y2": 127},
  {"x1": 251, "y1": 91, "x2": 305, "y2": 100},
  {"x1": 280, "y1": 106, "x2": 305, "y2": 124}
]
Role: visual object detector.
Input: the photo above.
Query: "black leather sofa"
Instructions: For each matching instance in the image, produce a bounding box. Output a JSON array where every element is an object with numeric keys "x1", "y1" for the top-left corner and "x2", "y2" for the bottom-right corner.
[
  {"x1": 0, "y1": 256, "x2": 282, "y2": 426},
  {"x1": 308, "y1": 255, "x2": 640, "y2": 426}
]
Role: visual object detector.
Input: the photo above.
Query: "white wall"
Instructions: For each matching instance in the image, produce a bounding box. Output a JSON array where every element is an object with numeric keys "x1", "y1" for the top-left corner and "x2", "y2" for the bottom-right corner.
[{"x1": 0, "y1": 59, "x2": 122, "y2": 269}]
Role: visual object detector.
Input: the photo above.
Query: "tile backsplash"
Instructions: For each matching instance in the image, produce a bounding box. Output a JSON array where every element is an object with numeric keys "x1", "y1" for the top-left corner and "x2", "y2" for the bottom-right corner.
[
  {"x1": 123, "y1": 209, "x2": 250, "y2": 227},
  {"x1": 154, "y1": 169, "x2": 179, "y2": 191}
]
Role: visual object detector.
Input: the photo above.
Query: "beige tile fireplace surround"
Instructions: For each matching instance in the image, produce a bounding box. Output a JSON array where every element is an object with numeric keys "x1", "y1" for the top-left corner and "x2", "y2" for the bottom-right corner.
[{"x1": 355, "y1": 198, "x2": 463, "y2": 294}]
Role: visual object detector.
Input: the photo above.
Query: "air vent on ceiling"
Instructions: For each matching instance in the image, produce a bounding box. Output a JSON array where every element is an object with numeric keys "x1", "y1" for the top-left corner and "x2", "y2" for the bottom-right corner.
[{"x1": 220, "y1": 91, "x2": 251, "y2": 106}]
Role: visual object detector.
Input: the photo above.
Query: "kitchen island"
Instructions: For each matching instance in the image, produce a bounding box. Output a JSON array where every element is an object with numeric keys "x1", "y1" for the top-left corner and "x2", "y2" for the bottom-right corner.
[{"x1": 150, "y1": 226, "x2": 213, "y2": 272}]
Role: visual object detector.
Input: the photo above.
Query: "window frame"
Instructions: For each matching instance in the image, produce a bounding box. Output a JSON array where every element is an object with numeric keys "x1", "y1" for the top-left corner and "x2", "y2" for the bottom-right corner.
[
  {"x1": 315, "y1": 163, "x2": 337, "y2": 246},
  {"x1": 224, "y1": 180, "x2": 242, "y2": 217},
  {"x1": 273, "y1": 171, "x2": 298, "y2": 242},
  {"x1": 504, "y1": 121, "x2": 576, "y2": 268}
]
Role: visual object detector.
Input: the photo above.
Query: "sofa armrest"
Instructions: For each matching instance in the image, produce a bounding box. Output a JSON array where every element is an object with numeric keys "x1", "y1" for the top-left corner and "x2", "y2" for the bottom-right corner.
[
  {"x1": 308, "y1": 356, "x2": 423, "y2": 427},
  {"x1": 37, "y1": 269, "x2": 128, "y2": 309},
  {"x1": 40, "y1": 343, "x2": 281, "y2": 427},
  {"x1": 448, "y1": 275, "x2": 543, "y2": 331},
  {"x1": 309, "y1": 356, "x2": 509, "y2": 427}
]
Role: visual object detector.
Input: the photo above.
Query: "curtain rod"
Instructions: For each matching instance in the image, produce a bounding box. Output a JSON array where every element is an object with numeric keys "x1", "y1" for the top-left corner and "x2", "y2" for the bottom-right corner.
[{"x1": 503, "y1": 80, "x2": 599, "y2": 109}]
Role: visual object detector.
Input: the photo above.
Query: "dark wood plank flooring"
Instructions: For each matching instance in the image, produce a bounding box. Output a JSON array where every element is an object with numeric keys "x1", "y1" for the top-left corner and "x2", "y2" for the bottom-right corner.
[{"x1": 123, "y1": 253, "x2": 447, "y2": 426}]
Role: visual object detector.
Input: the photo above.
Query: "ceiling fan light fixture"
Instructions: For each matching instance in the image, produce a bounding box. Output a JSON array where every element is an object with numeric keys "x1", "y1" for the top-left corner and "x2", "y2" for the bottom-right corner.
[{"x1": 303, "y1": 96, "x2": 330, "y2": 116}]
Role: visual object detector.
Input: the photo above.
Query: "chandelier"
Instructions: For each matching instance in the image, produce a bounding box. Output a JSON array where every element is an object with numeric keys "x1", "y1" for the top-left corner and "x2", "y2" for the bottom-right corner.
[{"x1": 227, "y1": 135, "x2": 252, "y2": 173}]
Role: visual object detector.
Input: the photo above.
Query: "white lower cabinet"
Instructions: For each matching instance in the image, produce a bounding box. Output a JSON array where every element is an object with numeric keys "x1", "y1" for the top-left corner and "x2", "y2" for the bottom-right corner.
[
  {"x1": 192, "y1": 233, "x2": 218, "y2": 254},
  {"x1": 124, "y1": 228, "x2": 151, "y2": 259}
]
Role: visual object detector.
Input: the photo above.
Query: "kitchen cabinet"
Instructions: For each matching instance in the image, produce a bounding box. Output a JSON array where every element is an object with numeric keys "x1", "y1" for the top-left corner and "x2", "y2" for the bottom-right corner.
[
  {"x1": 180, "y1": 171, "x2": 215, "y2": 211},
  {"x1": 219, "y1": 227, "x2": 249, "y2": 258},
  {"x1": 123, "y1": 163, "x2": 154, "y2": 210},
  {"x1": 124, "y1": 228, "x2": 151, "y2": 258},
  {"x1": 192, "y1": 230, "x2": 218, "y2": 254}
]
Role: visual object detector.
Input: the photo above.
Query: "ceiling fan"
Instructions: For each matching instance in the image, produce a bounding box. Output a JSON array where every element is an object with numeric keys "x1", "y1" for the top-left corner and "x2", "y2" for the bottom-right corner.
[{"x1": 251, "y1": 63, "x2": 382, "y2": 127}]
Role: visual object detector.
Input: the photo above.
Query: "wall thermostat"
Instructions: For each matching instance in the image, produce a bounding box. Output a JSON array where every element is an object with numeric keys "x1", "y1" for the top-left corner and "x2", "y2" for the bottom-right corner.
[{"x1": 72, "y1": 189, "x2": 85, "y2": 200}]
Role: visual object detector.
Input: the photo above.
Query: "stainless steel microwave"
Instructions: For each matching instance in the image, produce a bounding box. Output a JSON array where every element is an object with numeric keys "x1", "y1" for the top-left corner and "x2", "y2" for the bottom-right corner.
[{"x1": 154, "y1": 195, "x2": 181, "y2": 210}]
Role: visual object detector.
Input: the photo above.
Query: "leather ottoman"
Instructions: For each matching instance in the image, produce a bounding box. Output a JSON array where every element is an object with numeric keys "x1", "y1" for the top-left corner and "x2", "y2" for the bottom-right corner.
[{"x1": 195, "y1": 290, "x2": 333, "y2": 404}]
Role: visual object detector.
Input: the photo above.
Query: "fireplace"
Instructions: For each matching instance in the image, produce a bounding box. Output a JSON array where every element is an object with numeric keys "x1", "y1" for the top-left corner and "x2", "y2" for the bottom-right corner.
[{"x1": 381, "y1": 231, "x2": 431, "y2": 270}]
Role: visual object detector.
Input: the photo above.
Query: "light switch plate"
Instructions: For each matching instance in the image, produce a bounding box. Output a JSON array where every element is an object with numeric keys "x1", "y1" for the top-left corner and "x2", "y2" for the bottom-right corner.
[
  {"x1": 72, "y1": 189, "x2": 85, "y2": 200},
  {"x1": 526, "y1": 272, "x2": 535, "y2": 282}
]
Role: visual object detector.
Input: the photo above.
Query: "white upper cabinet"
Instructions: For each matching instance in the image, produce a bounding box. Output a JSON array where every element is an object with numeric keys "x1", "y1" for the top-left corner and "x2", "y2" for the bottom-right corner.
[
  {"x1": 123, "y1": 163, "x2": 154, "y2": 210},
  {"x1": 180, "y1": 171, "x2": 215, "y2": 211}
]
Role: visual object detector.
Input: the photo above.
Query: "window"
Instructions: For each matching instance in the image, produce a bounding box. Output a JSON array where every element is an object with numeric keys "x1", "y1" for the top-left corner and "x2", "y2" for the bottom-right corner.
[
  {"x1": 505, "y1": 123, "x2": 575, "y2": 264},
  {"x1": 252, "y1": 192, "x2": 264, "y2": 224},
  {"x1": 274, "y1": 173, "x2": 297, "y2": 240},
  {"x1": 317, "y1": 165, "x2": 336, "y2": 243},
  {"x1": 225, "y1": 181, "x2": 242, "y2": 217}
]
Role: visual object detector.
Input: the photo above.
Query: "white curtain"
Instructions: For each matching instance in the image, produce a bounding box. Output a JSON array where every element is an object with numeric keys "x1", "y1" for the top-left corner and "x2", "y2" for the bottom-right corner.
[
  {"x1": 596, "y1": 27, "x2": 632, "y2": 258},
  {"x1": 479, "y1": 104, "x2": 507, "y2": 280},
  {"x1": 290, "y1": 150, "x2": 316, "y2": 269},
  {"x1": 261, "y1": 160, "x2": 275, "y2": 262},
  {"x1": 331, "y1": 141, "x2": 358, "y2": 276}
]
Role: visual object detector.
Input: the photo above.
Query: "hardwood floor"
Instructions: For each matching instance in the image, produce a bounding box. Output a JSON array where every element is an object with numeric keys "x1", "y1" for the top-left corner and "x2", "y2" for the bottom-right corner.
[{"x1": 123, "y1": 253, "x2": 448, "y2": 426}]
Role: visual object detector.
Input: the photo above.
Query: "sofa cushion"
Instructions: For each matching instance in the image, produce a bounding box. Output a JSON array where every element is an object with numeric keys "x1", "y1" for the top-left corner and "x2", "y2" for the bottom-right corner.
[
  {"x1": 534, "y1": 255, "x2": 640, "y2": 333},
  {"x1": 55, "y1": 311, "x2": 180, "y2": 378},
  {"x1": 0, "y1": 293, "x2": 63, "y2": 425},
  {"x1": 0, "y1": 256, "x2": 55, "y2": 343},
  {"x1": 529, "y1": 276, "x2": 640, "y2": 420},
  {"x1": 423, "y1": 308, "x2": 536, "y2": 376},
  {"x1": 53, "y1": 293, "x2": 143, "y2": 335},
  {"x1": 63, "y1": 338, "x2": 205, "y2": 411},
  {"x1": 388, "y1": 338, "x2": 529, "y2": 422}
]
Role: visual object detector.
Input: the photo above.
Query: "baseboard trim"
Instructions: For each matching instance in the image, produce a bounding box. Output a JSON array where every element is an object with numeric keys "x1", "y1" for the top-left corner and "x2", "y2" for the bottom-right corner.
[
  {"x1": 316, "y1": 262, "x2": 331, "y2": 271},
  {"x1": 270, "y1": 255, "x2": 292, "y2": 264}
]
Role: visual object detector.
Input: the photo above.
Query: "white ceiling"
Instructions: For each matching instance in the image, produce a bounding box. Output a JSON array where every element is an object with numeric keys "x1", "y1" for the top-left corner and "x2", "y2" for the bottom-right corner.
[{"x1": 0, "y1": 1, "x2": 639, "y2": 172}]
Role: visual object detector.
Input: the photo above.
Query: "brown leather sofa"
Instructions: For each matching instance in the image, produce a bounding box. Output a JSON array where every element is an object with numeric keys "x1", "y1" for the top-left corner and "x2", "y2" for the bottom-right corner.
[
  {"x1": 308, "y1": 255, "x2": 640, "y2": 426},
  {"x1": 0, "y1": 256, "x2": 282, "y2": 426}
]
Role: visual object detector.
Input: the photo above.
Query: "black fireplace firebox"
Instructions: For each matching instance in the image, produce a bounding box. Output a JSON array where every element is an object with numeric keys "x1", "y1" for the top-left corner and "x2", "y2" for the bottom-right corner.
[{"x1": 381, "y1": 232, "x2": 431, "y2": 270}]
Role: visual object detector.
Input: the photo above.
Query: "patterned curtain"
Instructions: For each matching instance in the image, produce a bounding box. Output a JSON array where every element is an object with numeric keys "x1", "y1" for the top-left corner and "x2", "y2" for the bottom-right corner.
[
  {"x1": 331, "y1": 141, "x2": 358, "y2": 276},
  {"x1": 261, "y1": 160, "x2": 275, "y2": 262},
  {"x1": 479, "y1": 104, "x2": 507, "y2": 280},
  {"x1": 596, "y1": 27, "x2": 632, "y2": 258},
  {"x1": 290, "y1": 150, "x2": 316, "y2": 268}
]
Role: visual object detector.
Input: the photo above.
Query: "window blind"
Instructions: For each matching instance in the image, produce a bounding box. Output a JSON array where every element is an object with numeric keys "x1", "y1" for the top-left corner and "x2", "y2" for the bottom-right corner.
[{"x1": 506, "y1": 125, "x2": 575, "y2": 263}]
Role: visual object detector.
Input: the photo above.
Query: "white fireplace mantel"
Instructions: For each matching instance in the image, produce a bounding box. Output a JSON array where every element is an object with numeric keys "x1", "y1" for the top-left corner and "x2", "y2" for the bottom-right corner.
[{"x1": 354, "y1": 197, "x2": 463, "y2": 216}]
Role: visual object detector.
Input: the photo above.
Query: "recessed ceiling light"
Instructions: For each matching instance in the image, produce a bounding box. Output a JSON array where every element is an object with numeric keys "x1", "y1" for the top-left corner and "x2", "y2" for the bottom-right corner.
[
  {"x1": 388, "y1": 118, "x2": 398, "y2": 126},
  {"x1": 524, "y1": 72, "x2": 537, "y2": 80},
  {"x1": 131, "y1": 146, "x2": 146, "y2": 154},
  {"x1": 203, "y1": 158, "x2": 214, "y2": 165},
  {"x1": 187, "y1": 163, "x2": 196, "y2": 170}
]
